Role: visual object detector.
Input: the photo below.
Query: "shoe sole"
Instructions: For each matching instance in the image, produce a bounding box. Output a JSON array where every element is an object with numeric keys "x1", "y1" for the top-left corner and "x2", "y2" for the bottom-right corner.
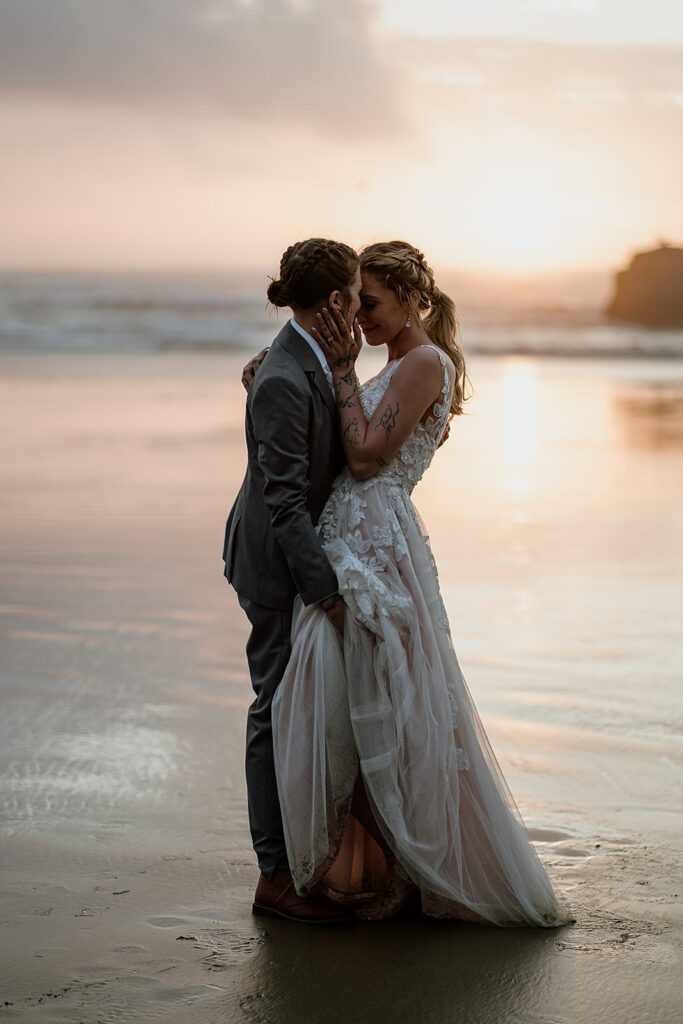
[{"x1": 252, "y1": 902, "x2": 356, "y2": 925}]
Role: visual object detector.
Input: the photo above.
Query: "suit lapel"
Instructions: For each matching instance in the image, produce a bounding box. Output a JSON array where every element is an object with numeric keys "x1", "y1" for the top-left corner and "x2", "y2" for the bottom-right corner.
[{"x1": 278, "y1": 321, "x2": 337, "y2": 417}]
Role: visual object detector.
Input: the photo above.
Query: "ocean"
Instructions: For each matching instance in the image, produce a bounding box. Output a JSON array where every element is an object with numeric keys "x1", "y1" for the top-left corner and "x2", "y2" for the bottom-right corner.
[{"x1": 1, "y1": 268, "x2": 682, "y2": 359}]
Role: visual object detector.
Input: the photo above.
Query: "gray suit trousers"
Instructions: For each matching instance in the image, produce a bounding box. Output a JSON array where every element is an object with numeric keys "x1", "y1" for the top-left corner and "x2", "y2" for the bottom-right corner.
[{"x1": 238, "y1": 593, "x2": 292, "y2": 879}]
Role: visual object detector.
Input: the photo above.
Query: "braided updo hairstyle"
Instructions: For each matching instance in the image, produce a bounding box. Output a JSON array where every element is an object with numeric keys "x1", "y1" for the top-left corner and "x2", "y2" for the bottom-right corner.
[
  {"x1": 360, "y1": 241, "x2": 470, "y2": 417},
  {"x1": 267, "y1": 238, "x2": 359, "y2": 311}
]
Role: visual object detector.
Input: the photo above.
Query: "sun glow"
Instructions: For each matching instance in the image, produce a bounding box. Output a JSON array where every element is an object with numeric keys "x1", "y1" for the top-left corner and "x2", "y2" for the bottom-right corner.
[
  {"x1": 450, "y1": 134, "x2": 602, "y2": 272},
  {"x1": 349, "y1": 124, "x2": 621, "y2": 274}
]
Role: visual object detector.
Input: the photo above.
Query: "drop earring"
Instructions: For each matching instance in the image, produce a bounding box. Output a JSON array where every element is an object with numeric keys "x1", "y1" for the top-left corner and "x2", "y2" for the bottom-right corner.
[{"x1": 405, "y1": 313, "x2": 411, "y2": 328}]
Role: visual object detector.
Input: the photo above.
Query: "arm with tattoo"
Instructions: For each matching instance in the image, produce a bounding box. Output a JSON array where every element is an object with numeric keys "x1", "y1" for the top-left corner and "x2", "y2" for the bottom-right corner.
[
  {"x1": 312, "y1": 306, "x2": 448, "y2": 481},
  {"x1": 334, "y1": 368, "x2": 362, "y2": 409},
  {"x1": 376, "y1": 400, "x2": 400, "y2": 441},
  {"x1": 332, "y1": 364, "x2": 369, "y2": 460}
]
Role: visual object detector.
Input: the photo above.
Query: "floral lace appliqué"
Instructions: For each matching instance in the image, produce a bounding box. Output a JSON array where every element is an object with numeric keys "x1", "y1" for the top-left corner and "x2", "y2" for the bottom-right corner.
[{"x1": 316, "y1": 346, "x2": 454, "y2": 636}]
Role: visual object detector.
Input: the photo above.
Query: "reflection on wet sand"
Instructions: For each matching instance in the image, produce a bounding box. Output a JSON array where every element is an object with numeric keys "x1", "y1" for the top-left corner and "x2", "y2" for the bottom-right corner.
[
  {"x1": 239, "y1": 915, "x2": 568, "y2": 1023},
  {"x1": 501, "y1": 358, "x2": 539, "y2": 496},
  {"x1": 612, "y1": 379, "x2": 683, "y2": 448}
]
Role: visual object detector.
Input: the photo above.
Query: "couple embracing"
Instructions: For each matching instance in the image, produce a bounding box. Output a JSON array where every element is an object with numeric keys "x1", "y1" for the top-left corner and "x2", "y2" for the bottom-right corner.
[{"x1": 223, "y1": 238, "x2": 569, "y2": 927}]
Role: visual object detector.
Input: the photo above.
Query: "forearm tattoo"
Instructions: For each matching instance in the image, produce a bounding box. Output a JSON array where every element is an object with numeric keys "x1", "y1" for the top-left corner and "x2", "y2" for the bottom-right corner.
[
  {"x1": 343, "y1": 418, "x2": 361, "y2": 448},
  {"x1": 376, "y1": 401, "x2": 399, "y2": 440},
  {"x1": 333, "y1": 370, "x2": 359, "y2": 410},
  {"x1": 337, "y1": 394, "x2": 357, "y2": 409}
]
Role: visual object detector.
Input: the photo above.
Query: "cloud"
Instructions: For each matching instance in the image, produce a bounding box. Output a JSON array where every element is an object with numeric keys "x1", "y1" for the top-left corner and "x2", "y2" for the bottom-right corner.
[
  {"x1": 3, "y1": 1, "x2": 680, "y2": 143},
  {"x1": 395, "y1": 34, "x2": 683, "y2": 192},
  {"x1": 0, "y1": 0, "x2": 405, "y2": 138},
  {"x1": 395, "y1": 34, "x2": 683, "y2": 111}
]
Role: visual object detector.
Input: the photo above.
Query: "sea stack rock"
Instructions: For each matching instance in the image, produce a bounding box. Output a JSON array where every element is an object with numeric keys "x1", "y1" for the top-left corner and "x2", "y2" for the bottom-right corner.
[{"x1": 605, "y1": 243, "x2": 683, "y2": 327}]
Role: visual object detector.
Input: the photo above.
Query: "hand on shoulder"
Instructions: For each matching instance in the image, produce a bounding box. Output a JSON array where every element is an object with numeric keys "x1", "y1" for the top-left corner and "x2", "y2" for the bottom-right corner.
[{"x1": 241, "y1": 347, "x2": 269, "y2": 392}]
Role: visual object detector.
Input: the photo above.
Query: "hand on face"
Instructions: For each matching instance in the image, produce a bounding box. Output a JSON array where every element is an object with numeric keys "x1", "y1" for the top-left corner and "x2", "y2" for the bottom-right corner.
[{"x1": 311, "y1": 305, "x2": 363, "y2": 372}]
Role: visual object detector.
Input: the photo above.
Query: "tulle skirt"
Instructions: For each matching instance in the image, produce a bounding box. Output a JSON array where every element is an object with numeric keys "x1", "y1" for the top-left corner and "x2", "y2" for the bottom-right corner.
[{"x1": 272, "y1": 477, "x2": 568, "y2": 926}]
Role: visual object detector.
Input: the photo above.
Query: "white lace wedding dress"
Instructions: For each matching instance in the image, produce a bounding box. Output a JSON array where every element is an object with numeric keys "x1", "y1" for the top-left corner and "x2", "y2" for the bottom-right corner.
[{"x1": 272, "y1": 346, "x2": 567, "y2": 926}]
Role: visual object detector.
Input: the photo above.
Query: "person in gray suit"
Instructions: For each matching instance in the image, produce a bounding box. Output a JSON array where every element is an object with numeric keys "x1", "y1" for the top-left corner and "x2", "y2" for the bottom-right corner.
[{"x1": 223, "y1": 238, "x2": 362, "y2": 923}]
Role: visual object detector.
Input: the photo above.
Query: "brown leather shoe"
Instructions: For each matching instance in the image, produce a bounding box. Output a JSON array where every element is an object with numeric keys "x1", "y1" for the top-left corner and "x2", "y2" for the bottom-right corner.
[{"x1": 252, "y1": 870, "x2": 356, "y2": 925}]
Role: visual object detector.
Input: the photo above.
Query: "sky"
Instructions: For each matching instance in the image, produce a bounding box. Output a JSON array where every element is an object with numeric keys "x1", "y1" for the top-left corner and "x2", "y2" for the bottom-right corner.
[{"x1": 0, "y1": 0, "x2": 681, "y2": 273}]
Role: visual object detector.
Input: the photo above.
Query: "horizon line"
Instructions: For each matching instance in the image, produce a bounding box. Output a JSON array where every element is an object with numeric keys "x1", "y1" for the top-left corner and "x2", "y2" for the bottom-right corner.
[{"x1": 0, "y1": 262, "x2": 624, "y2": 277}]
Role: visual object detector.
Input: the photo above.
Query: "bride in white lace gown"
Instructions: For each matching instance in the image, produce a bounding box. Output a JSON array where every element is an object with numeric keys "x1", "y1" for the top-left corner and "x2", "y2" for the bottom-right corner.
[{"x1": 272, "y1": 242, "x2": 569, "y2": 927}]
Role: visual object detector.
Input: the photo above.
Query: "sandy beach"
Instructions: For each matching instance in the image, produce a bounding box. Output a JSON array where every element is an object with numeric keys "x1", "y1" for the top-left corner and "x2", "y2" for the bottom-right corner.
[{"x1": 0, "y1": 349, "x2": 681, "y2": 1023}]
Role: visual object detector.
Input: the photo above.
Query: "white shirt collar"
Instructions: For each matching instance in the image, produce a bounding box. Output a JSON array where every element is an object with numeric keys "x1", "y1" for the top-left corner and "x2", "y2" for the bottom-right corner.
[{"x1": 289, "y1": 317, "x2": 334, "y2": 392}]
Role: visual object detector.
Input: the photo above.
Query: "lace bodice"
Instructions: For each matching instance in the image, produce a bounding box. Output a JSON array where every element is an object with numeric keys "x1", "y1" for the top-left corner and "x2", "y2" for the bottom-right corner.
[
  {"x1": 336, "y1": 345, "x2": 452, "y2": 497},
  {"x1": 317, "y1": 344, "x2": 453, "y2": 637}
]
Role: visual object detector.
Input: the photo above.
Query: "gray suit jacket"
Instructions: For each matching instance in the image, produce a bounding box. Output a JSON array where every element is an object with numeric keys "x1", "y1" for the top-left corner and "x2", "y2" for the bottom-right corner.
[{"x1": 223, "y1": 321, "x2": 345, "y2": 610}]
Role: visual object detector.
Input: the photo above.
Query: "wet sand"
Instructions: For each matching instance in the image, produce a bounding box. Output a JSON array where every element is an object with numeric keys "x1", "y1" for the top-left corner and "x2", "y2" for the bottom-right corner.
[{"x1": 0, "y1": 350, "x2": 681, "y2": 1022}]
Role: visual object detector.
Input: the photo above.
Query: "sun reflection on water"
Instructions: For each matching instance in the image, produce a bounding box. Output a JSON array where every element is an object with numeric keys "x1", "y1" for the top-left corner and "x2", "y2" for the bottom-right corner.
[{"x1": 501, "y1": 359, "x2": 539, "y2": 497}]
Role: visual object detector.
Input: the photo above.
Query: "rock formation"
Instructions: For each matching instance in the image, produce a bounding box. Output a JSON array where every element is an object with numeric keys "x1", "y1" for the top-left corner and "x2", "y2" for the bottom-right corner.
[{"x1": 605, "y1": 243, "x2": 683, "y2": 327}]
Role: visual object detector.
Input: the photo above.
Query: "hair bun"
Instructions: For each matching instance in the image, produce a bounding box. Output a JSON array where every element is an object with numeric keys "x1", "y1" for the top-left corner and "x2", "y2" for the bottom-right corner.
[
  {"x1": 267, "y1": 278, "x2": 289, "y2": 308},
  {"x1": 267, "y1": 238, "x2": 359, "y2": 310}
]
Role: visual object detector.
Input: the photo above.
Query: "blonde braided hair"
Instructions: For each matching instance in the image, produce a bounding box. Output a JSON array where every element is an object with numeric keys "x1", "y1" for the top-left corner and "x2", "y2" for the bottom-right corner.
[{"x1": 360, "y1": 240, "x2": 471, "y2": 416}]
